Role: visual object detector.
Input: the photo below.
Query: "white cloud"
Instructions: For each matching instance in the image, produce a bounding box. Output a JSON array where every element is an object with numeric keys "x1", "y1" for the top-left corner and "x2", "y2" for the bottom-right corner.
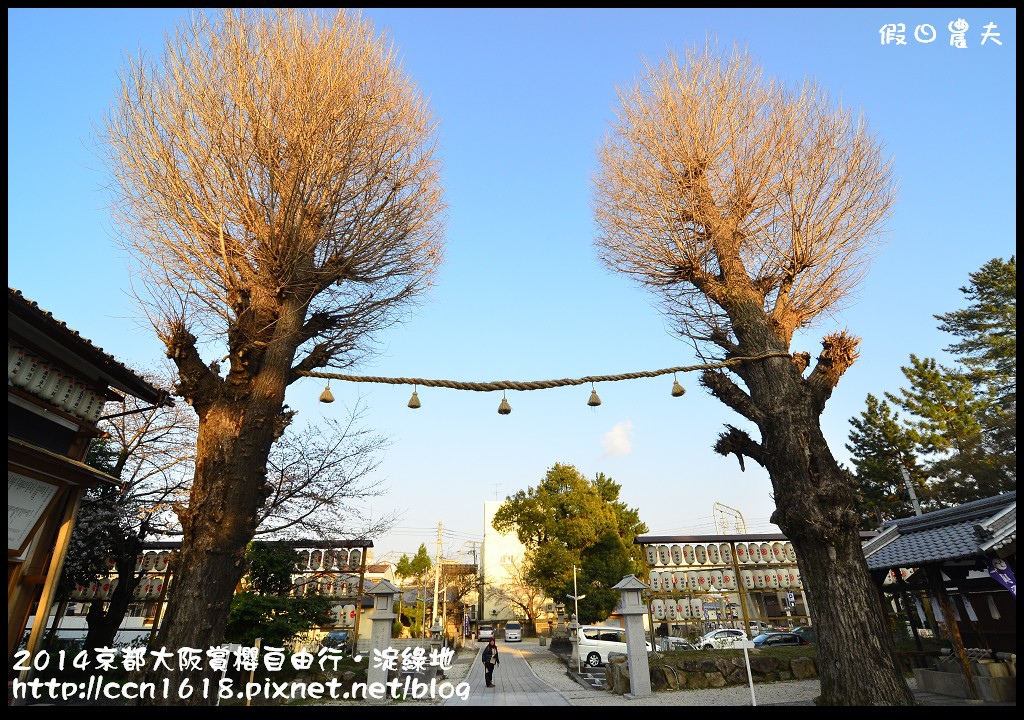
[{"x1": 602, "y1": 420, "x2": 634, "y2": 456}]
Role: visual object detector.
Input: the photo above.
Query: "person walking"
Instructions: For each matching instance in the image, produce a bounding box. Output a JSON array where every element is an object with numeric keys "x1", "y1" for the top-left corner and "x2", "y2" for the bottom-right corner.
[{"x1": 482, "y1": 637, "x2": 500, "y2": 687}]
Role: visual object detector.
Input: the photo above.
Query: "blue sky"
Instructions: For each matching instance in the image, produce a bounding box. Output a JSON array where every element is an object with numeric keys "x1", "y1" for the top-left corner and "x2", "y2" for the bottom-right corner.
[{"x1": 8, "y1": 9, "x2": 1016, "y2": 564}]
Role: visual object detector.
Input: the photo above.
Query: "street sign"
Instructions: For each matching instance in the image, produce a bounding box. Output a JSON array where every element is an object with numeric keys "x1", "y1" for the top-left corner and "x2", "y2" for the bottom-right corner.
[{"x1": 787, "y1": 592, "x2": 795, "y2": 605}]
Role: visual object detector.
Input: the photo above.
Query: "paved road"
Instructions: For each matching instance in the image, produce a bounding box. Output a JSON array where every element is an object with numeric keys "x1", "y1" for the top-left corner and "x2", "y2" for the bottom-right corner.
[{"x1": 440, "y1": 641, "x2": 571, "y2": 706}]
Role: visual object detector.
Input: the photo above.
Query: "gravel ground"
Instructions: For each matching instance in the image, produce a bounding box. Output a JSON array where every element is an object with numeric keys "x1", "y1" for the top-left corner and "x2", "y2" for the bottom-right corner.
[{"x1": 442, "y1": 639, "x2": 848, "y2": 706}]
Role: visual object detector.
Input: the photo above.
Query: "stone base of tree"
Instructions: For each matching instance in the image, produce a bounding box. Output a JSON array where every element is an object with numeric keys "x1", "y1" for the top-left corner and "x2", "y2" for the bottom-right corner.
[{"x1": 604, "y1": 652, "x2": 818, "y2": 695}]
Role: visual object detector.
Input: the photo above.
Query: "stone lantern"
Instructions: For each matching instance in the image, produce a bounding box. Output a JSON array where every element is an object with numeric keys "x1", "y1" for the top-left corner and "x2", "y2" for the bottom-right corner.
[
  {"x1": 366, "y1": 579, "x2": 400, "y2": 701},
  {"x1": 612, "y1": 574, "x2": 652, "y2": 698},
  {"x1": 568, "y1": 614, "x2": 581, "y2": 673}
]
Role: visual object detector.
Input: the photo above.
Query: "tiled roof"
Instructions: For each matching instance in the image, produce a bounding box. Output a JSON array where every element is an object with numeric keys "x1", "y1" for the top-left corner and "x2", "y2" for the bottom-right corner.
[
  {"x1": 863, "y1": 492, "x2": 1016, "y2": 570},
  {"x1": 8, "y1": 287, "x2": 167, "y2": 404}
]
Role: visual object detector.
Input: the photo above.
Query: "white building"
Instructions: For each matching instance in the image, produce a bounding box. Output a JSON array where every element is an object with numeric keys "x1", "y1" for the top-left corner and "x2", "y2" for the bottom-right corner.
[{"x1": 480, "y1": 500, "x2": 529, "y2": 624}]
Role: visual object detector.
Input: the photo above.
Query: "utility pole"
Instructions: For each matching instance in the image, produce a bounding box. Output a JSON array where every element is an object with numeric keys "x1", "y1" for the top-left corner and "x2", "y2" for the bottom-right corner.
[
  {"x1": 899, "y1": 466, "x2": 923, "y2": 516},
  {"x1": 432, "y1": 522, "x2": 442, "y2": 629},
  {"x1": 470, "y1": 541, "x2": 484, "y2": 632}
]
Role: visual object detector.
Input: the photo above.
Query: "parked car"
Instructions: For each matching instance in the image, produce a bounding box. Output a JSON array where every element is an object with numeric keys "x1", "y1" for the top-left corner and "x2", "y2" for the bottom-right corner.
[
  {"x1": 503, "y1": 621, "x2": 522, "y2": 642},
  {"x1": 660, "y1": 636, "x2": 698, "y2": 652},
  {"x1": 696, "y1": 627, "x2": 748, "y2": 650},
  {"x1": 791, "y1": 625, "x2": 817, "y2": 644},
  {"x1": 578, "y1": 625, "x2": 652, "y2": 667},
  {"x1": 477, "y1": 625, "x2": 495, "y2": 641},
  {"x1": 320, "y1": 630, "x2": 351, "y2": 653},
  {"x1": 752, "y1": 631, "x2": 811, "y2": 648}
]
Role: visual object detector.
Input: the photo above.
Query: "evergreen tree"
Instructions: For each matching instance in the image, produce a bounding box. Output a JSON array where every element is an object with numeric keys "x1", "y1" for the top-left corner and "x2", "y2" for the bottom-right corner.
[
  {"x1": 224, "y1": 541, "x2": 335, "y2": 647},
  {"x1": 491, "y1": 463, "x2": 647, "y2": 623},
  {"x1": 844, "y1": 394, "x2": 929, "y2": 526},
  {"x1": 848, "y1": 256, "x2": 1016, "y2": 513},
  {"x1": 935, "y1": 256, "x2": 1016, "y2": 405}
]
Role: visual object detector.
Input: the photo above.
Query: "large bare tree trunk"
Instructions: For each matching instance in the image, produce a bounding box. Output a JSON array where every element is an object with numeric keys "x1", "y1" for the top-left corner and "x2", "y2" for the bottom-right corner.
[
  {"x1": 139, "y1": 405, "x2": 277, "y2": 704},
  {"x1": 137, "y1": 316, "x2": 296, "y2": 704},
  {"x1": 724, "y1": 353, "x2": 916, "y2": 705}
]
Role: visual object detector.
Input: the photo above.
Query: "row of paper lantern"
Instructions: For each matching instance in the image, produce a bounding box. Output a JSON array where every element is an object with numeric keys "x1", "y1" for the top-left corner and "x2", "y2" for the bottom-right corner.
[
  {"x1": 291, "y1": 575, "x2": 361, "y2": 598},
  {"x1": 652, "y1": 598, "x2": 734, "y2": 621},
  {"x1": 645, "y1": 541, "x2": 797, "y2": 567},
  {"x1": 650, "y1": 566, "x2": 802, "y2": 593},
  {"x1": 122, "y1": 551, "x2": 173, "y2": 574},
  {"x1": 294, "y1": 548, "x2": 363, "y2": 572},
  {"x1": 70, "y1": 576, "x2": 169, "y2": 601},
  {"x1": 9, "y1": 344, "x2": 107, "y2": 423}
]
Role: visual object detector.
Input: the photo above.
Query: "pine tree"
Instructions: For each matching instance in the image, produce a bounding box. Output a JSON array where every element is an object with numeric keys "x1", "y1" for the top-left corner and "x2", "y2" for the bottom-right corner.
[{"x1": 844, "y1": 394, "x2": 928, "y2": 526}]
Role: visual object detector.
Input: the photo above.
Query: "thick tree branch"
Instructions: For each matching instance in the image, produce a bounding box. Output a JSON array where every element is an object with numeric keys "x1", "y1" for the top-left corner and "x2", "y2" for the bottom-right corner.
[
  {"x1": 806, "y1": 330, "x2": 860, "y2": 391},
  {"x1": 713, "y1": 424, "x2": 764, "y2": 471},
  {"x1": 160, "y1": 320, "x2": 222, "y2": 411},
  {"x1": 699, "y1": 369, "x2": 762, "y2": 424}
]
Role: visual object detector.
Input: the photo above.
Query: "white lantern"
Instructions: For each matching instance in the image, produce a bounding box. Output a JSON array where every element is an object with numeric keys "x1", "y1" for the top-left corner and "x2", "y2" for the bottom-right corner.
[
  {"x1": 719, "y1": 543, "x2": 733, "y2": 564},
  {"x1": 735, "y1": 544, "x2": 749, "y2": 564},
  {"x1": 649, "y1": 572, "x2": 661, "y2": 592},
  {"x1": 670, "y1": 545, "x2": 683, "y2": 565},
  {"x1": 682, "y1": 544, "x2": 695, "y2": 565},
  {"x1": 706, "y1": 543, "x2": 721, "y2": 565},
  {"x1": 667, "y1": 599, "x2": 678, "y2": 620},
  {"x1": 686, "y1": 570, "x2": 699, "y2": 591},
  {"x1": 657, "y1": 545, "x2": 670, "y2": 565},
  {"x1": 694, "y1": 544, "x2": 708, "y2": 564},
  {"x1": 771, "y1": 542, "x2": 785, "y2": 563},
  {"x1": 784, "y1": 542, "x2": 797, "y2": 563},
  {"x1": 646, "y1": 545, "x2": 659, "y2": 566}
]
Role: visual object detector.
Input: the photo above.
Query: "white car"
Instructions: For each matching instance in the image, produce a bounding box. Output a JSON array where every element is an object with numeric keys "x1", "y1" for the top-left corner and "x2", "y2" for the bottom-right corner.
[
  {"x1": 476, "y1": 625, "x2": 495, "y2": 641},
  {"x1": 503, "y1": 621, "x2": 522, "y2": 642},
  {"x1": 578, "y1": 625, "x2": 652, "y2": 667},
  {"x1": 697, "y1": 627, "x2": 748, "y2": 650}
]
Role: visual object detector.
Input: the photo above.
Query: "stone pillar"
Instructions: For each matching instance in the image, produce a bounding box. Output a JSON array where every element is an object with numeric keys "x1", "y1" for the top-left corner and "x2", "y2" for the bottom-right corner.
[
  {"x1": 568, "y1": 614, "x2": 580, "y2": 673},
  {"x1": 429, "y1": 619, "x2": 443, "y2": 679},
  {"x1": 612, "y1": 574, "x2": 652, "y2": 698}
]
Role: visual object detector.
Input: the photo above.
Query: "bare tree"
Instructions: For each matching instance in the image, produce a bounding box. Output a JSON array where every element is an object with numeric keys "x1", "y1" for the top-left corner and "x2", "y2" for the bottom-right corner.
[
  {"x1": 592, "y1": 42, "x2": 914, "y2": 705},
  {"x1": 61, "y1": 364, "x2": 196, "y2": 651},
  {"x1": 99, "y1": 9, "x2": 445, "y2": 702},
  {"x1": 487, "y1": 556, "x2": 546, "y2": 628},
  {"x1": 258, "y1": 403, "x2": 396, "y2": 540}
]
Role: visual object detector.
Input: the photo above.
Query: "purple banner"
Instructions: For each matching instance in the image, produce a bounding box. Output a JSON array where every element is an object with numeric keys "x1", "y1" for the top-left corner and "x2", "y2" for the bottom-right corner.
[{"x1": 986, "y1": 557, "x2": 1016, "y2": 597}]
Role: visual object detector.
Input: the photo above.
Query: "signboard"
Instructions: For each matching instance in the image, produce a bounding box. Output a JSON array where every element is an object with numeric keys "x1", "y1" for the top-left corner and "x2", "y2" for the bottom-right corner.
[{"x1": 8, "y1": 471, "x2": 61, "y2": 554}]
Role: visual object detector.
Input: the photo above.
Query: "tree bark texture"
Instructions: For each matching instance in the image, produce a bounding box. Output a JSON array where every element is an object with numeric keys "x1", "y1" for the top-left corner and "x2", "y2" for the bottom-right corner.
[
  {"x1": 137, "y1": 312, "x2": 299, "y2": 704},
  {"x1": 728, "y1": 353, "x2": 917, "y2": 705}
]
